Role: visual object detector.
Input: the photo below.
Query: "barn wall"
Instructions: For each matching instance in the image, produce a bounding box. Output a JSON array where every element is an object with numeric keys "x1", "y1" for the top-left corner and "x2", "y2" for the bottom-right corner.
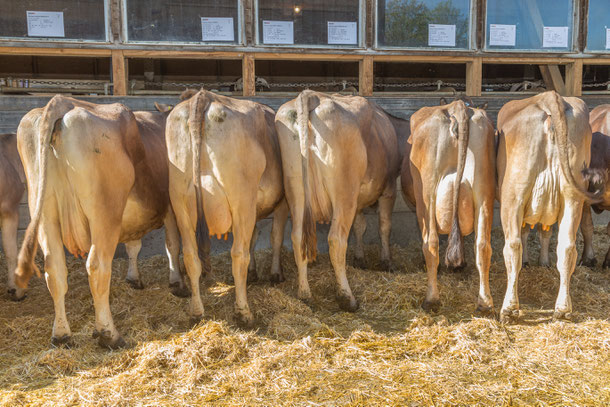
[{"x1": 2, "y1": 94, "x2": 610, "y2": 258}]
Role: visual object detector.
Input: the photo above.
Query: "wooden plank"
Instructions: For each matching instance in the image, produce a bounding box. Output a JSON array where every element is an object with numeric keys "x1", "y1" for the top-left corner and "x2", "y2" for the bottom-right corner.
[
  {"x1": 566, "y1": 60, "x2": 583, "y2": 96},
  {"x1": 111, "y1": 50, "x2": 128, "y2": 96},
  {"x1": 253, "y1": 52, "x2": 362, "y2": 61},
  {"x1": 373, "y1": 55, "x2": 473, "y2": 63},
  {"x1": 121, "y1": 50, "x2": 243, "y2": 59},
  {"x1": 0, "y1": 46, "x2": 111, "y2": 57},
  {"x1": 242, "y1": 54, "x2": 255, "y2": 97},
  {"x1": 539, "y1": 65, "x2": 566, "y2": 95},
  {"x1": 359, "y1": 56, "x2": 373, "y2": 96},
  {"x1": 365, "y1": 0, "x2": 374, "y2": 48},
  {"x1": 466, "y1": 57, "x2": 482, "y2": 96}
]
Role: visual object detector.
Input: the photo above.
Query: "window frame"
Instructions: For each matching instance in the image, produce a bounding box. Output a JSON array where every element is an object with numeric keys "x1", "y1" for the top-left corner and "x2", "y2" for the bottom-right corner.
[
  {"x1": 0, "y1": 0, "x2": 111, "y2": 44},
  {"x1": 584, "y1": 0, "x2": 610, "y2": 53},
  {"x1": 374, "y1": 0, "x2": 476, "y2": 51},
  {"x1": 121, "y1": 0, "x2": 244, "y2": 46},
  {"x1": 483, "y1": 0, "x2": 579, "y2": 53},
  {"x1": 254, "y1": 0, "x2": 366, "y2": 49}
]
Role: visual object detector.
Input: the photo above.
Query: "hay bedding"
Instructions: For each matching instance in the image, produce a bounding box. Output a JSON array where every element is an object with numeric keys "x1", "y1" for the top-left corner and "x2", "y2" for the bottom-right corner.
[{"x1": 1, "y1": 227, "x2": 609, "y2": 406}]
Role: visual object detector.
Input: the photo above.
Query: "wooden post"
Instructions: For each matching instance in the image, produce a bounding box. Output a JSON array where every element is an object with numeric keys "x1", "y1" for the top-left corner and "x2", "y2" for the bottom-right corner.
[
  {"x1": 359, "y1": 56, "x2": 373, "y2": 96},
  {"x1": 466, "y1": 57, "x2": 482, "y2": 96},
  {"x1": 111, "y1": 49, "x2": 128, "y2": 96},
  {"x1": 539, "y1": 65, "x2": 566, "y2": 95},
  {"x1": 242, "y1": 54, "x2": 255, "y2": 96},
  {"x1": 565, "y1": 60, "x2": 583, "y2": 96}
]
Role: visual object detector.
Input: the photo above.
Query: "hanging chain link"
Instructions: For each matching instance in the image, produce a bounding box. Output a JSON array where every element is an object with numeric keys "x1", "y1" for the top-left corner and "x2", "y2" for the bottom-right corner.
[{"x1": 583, "y1": 81, "x2": 610, "y2": 89}]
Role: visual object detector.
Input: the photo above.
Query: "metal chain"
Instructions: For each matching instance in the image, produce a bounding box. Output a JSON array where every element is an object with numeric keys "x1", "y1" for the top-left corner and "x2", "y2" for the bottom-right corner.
[
  {"x1": 23, "y1": 79, "x2": 109, "y2": 86},
  {"x1": 583, "y1": 81, "x2": 610, "y2": 88}
]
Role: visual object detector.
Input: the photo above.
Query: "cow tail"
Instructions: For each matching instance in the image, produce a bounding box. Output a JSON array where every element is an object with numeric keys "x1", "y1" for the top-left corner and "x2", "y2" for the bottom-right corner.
[
  {"x1": 296, "y1": 90, "x2": 317, "y2": 262},
  {"x1": 445, "y1": 100, "x2": 469, "y2": 269},
  {"x1": 547, "y1": 91, "x2": 605, "y2": 202},
  {"x1": 15, "y1": 95, "x2": 70, "y2": 288},
  {"x1": 189, "y1": 91, "x2": 212, "y2": 275}
]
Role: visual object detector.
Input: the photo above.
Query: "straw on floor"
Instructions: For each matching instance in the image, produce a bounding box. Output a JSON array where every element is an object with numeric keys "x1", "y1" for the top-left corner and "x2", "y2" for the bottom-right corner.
[{"x1": 1, "y1": 226, "x2": 609, "y2": 405}]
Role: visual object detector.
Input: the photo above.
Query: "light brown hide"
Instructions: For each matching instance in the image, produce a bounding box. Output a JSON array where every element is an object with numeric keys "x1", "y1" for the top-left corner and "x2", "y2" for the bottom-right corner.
[
  {"x1": 497, "y1": 91, "x2": 596, "y2": 322},
  {"x1": 408, "y1": 100, "x2": 495, "y2": 313},
  {"x1": 275, "y1": 90, "x2": 400, "y2": 311},
  {"x1": 166, "y1": 89, "x2": 286, "y2": 327},
  {"x1": 0, "y1": 133, "x2": 25, "y2": 295},
  {"x1": 14, "y1": 95, "x2": 185, "y2": 348}
]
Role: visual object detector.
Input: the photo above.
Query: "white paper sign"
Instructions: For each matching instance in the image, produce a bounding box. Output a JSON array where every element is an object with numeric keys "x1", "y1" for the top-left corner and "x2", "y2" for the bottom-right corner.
[
  {"x1": 262, "y1": 20, "x2": 294, "y2": 44},
  {"x1": 327, "y1": 21, "x2": 357, "y2": 45},
  {"x1": 27, "y1": 11, "x2": 65, "y2": 37},
  {"x1": 428, "y1": 24, "x2": 456, "y2": 47},
  {"x1": 543, "y1": 26, "x2": 568, "y2": 48},
  {"x1": 606, "y1": 28, "x2": 610, "y2": 50},
  {"x1": 489, "y1": 24, "x2": 516, "y2": 46},
  {"x1": 201, "y1": 17, "x2": 234, "y2": 41}
]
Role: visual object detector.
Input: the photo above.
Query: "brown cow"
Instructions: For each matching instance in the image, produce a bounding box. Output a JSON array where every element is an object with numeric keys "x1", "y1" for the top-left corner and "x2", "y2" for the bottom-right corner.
[
  {"x1": 14, "y1": 95, "x2": 188, "y2": 348},
  {"x1": 497, "y1": 91, "x2": 604, "y2": 322},
  {"x1": 579, "y1": 104, "x2": 610, "y2": 268},
  {"x1": 408, "y1": 99, "x2": 496, "y2": 313},
  {"x1": 275, "y1": 90, "x2": 400, "y2": 311},
  {"x1": 352, "y1": 111, "x2": 410, "y2": 271},
  {"x1": 0, "y1": 133, "x2": 25, "y2": 295},
  {"x1": 166, "y1": 89, "x2": 287, "y2": 327}
]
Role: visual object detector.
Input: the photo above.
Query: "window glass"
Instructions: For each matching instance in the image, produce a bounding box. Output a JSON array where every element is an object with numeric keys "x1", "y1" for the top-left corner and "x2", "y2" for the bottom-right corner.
[
  {"x1": 586, "y1": 0, "x2": 610, "y2": 52},
  {"x1": 485, "y1": 0, "x2": 574, "y2": 51},
  {"x1": 125, "y1": 0, "x2": 239, "y2": 43},
  {"x1": 257, "y1": 0, "x2": 361, "y2": 47},
  {"x1": 0, "y1": 0, "x2": 107, "y2": 41},
  {"x1": 377, "y1": 0, "x2": 471, "y2": 49}
]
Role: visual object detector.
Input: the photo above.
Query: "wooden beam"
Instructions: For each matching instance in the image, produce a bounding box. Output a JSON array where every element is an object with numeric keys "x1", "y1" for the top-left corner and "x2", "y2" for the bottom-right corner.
[
  {"x1": 466, "y1": 57, "x2": 482, "y2": 96},
  {"x1": 121, "y1": 50, "x2": 243, "y2": 59},
  {"x1": 359, "y1": 56, "x2": 373, "y2": 96},
  {"x1": 565, "y1": 60, "x2": 583, "y2": 96},
  {"x1": 112, "y1": 49, "x2": 128, "y2": 96},
  {"x1": 0, "y1": 46, "x2": 111, "y2": 57},
  {"x1": 539, "y1": 65, "x2": 566, "y2": 95},
  {"x1": 242, "y1": 54, "x2": 255, "y2": 96}
]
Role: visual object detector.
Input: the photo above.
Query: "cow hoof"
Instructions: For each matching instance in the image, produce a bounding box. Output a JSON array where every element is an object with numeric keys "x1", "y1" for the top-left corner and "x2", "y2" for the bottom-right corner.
[
  {"x1": 8, "y1": 288, "x2": 27, "y2": 302},
  {"x1": 189, "y1": 315, "x2": 204, "y2": 328},
  {"x1": 126, "y1": 278, "x2": 144, "y2": 290},
  {"x1": 352, "y1": 256, "x2": 367, "y2": 270},
  {"x1": 579, "y1": 257, "x2": 597, "y2": 268},
  {"x1": 51, "y1": 335, "x2": 74, "y2": 348},
  {"x1": 336, "y1": 293, "x2": 359, "y2": 312},
  {"x1": 500, "y1": 309, "x2": 520, "y2": 324},
  {"x1": 539, "y1": 261, "x2": 550, "y2": 268},
  {"x1": 269, "y1": 273, "x2": 285, "y2": 285},
  {"x1": 552, "y1": 311, "x2": 573, "y2": 322},
  {"x1": 475, "y1": 304, "x2": 496, "y2": 318},
  {"x1": 603, "y1": 259, "x2": 610, "y2": 269},
  {"x1": 247, "y1": 269, "x2": 258, "y2": 284},
  {"x1": 448, "y1": 262, "x2": 467, "y2": 273},
  {"x1": 522, "y1": 261, "x2": 529, "y2": 268},
  {"x1": 421, "y1": 299, "x2": 441, "y2": 313},
  {"x1": 170, "y1": 284, "x2": 191, "y2": 298},
  {"x1": 93, "y1": 330, "x2": 126, "y2": 350},
  {"x1": 235, "y1": 311, "x2": 254, "y2": 328}
]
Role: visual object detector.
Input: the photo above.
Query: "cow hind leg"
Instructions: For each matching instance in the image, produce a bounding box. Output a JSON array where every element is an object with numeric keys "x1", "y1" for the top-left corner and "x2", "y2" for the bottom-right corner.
[
  {"x1": 231, "y1": 212, "x2": 256, "y2": 327},
  {"x1": 2, "y1": 211, "x2": 19, "y2": 295},
  {"x1": 290, "y1": 201, "x2": 312, "y2": 303},
  {"x1": 164, "y1": 210, "x2": 189, "y2": 297},
  {"x1": 329, "y1": 203, "x2": 359, "y2": 312},
  {"x1": 247, "y1": 225, "x2": 260, "y2": 283},
  {"x1": 351, "y1": 211, "x2": 367, "y2": 269},
  {"x1": 124, "y1": 240, "x2": 144, "y2": 289},
  {"x1": 378, "y1": 187, "x2": 396, "y2": 273},
  {"x1": 553, "y1": 199, "x2": 581, "y2": 321},
  {"x1": 40, "y1": 221, "x2": 73, "y2": 347},
  {"x1": 269, "y1": 199, "x2": 289, "y2": 284},
  {"x1": 421, "y1": 205, "x2": 441, "y2": 313},
  {"x1": 603, "y1": 221, "x2": 610, "y2": 269},
  {"x1": 500, "y1": 207, "x2": 524, "y2": 323},
  {"x1": 579, "y1": 203, "x2": 596, "y2": 267},
  {"x1": 538, "y1": 225, "x2": 552, "y2": 267},
  {"x1": 88, "y1": 225, "x2": 125, "y2": 349},
  {"x1": 474, "y1": 203, "x2": 494, "y2": 316},
  {"x1": 521, "y1": 226, "x2": 530, "y2": 267}
]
